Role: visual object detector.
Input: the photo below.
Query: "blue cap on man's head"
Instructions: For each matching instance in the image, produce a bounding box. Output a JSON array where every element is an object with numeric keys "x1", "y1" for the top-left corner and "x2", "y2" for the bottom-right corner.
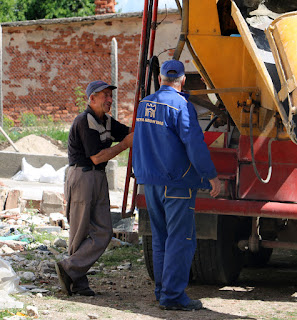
[
  {"x1": 160, "y1": 60, "x2": 185, "y2": 78},
  {"x1": 86, "y1": 80, "x2": 117, "y2": 98}
]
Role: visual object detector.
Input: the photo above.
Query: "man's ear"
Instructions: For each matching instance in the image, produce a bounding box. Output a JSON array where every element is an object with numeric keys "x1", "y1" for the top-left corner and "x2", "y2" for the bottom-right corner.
[
  {"x1": 90, "y1": 94, "x2": 95, "y2": 103},
  {"x1": 158, "y1": 75, "x2": 162, "y2": 85},
  {"x1": 181, "y1": 76, "x2": 186, "y2": 88}
]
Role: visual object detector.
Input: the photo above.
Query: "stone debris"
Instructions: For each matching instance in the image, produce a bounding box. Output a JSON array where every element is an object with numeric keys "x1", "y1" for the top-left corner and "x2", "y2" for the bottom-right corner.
[
  {"x1": 53, "y1": 238, "x2": 67, "y2": 248},
  {"x1": 0, "y1": 187, "x2": 9, "y2": 210},
  {"x1": 0, "y1": 208, "x2": 21, "y2": 221},
  {"x1": 88, "y1": 314, "x2": 99, "y2": 319},
  {"x1": 3, "y1": 316, "x2": 22, "y2": 320},
  {"x1": 40, "y1": 190, "x2": 65, "y2": 215},
  {"x1": 117, "y1": 262, "x2": 132, "y2": 270},
  {"x1": 5, "y1": 190, "x2": 23, "y2": 211},
  {"x1": 0, "y1": 181, "x2": 140, "y2": 315},
  {"x1": 26, "y1": 305, "x2": 39, "y2": 318},
  {"x1": 49, "y1": 212, "x2": 68, "y2": 229}
]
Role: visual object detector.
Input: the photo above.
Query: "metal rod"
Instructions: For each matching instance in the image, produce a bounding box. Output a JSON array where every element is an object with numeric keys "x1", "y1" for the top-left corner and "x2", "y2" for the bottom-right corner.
[
  {"x1": 173, "y1": 0, "x2": 188, "y2": 60},
  {"x1": 239, "y1": 239, "x2": 297, "y2": 251},
  {"x1": 111, "y1": 37, "x2": 118, "y2": 120},
  {"x1": 189, "y1": 87, "x2": 259, "y2": 95},
  {"x1": 0, "y1": 126, "x2": 19, "y2": 152},
  {"x1": 135, "y1": 195, "x2": 297, "y2": 220},
  {"x1": 149, "y1": 0, "x2": 159, "y2": 59},
  {"x1": 0, "y1": 26, "x2": 2, "y2": 128},
  {"x1": 121, "y1": 0, "x2": 152, "y2": 218}
]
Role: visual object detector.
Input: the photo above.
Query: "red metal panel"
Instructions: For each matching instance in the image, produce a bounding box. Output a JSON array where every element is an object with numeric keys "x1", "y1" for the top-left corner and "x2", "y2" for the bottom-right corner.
[
  {"x1": 195, "y1": 198, "x2": 297, "y2": 220},
  {"x1": 136, "y1": 194, "x2": 297, "y2": 219},
  {"x1": 209, "y1": 148, "x2": 237, "y2": 177},
  {"x1": 238, "y1": 135, "x2": 297, "y2": 163},
  {"x1": 204, "y1": 131, "x2": 224, "y2": 146},
  {"x1": 238, "y1": 163, "x2": 297, "y2": 201}
]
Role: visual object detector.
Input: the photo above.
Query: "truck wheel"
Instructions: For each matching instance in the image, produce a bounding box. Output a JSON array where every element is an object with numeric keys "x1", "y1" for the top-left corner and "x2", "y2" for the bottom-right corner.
[
  {"x1": 245, "y1": 248, "x2": 273, "y2": 267},
  {"x1": 191, "y1": 215, "x2": 245, "y2": 284},
  {"x1": 142, "y1": 235, "x2": 154, "y2": 280}
]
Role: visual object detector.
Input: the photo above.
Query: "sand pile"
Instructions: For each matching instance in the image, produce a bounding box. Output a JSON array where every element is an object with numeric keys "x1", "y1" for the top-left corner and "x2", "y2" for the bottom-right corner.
[{"x1": 3, "y1": 134, "x2": 67, "y2": 157}]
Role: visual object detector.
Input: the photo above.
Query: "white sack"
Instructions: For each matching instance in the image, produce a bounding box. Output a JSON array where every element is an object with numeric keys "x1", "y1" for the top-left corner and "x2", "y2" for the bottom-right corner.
[
  {"x1": 0, "y1": 258, "x2": 24, "y2": 309},
  {"x1": 12, "y1": 158, "x2": 68, "y2": 184}
]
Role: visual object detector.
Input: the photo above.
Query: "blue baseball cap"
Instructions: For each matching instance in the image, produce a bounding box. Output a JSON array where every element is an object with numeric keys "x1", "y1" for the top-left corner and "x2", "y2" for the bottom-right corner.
[
  {"x1": 86, "y1": 80, "x2": 117, "y2": 98},
  {"x1": 160, "y1": 60, "x2": 185, "y2": 78}
]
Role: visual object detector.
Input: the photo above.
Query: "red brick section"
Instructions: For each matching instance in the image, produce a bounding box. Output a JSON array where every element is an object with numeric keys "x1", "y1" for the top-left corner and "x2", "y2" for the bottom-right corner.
[
  {"x1": 95, "y1": 0, "x2": 116, "y2": 14},
  {"x1": 2, "y1": 19, "x2": 141, "y2": 126},
  {"x1": 2, "y1": 13, "x2": 179, "y2": 127}
]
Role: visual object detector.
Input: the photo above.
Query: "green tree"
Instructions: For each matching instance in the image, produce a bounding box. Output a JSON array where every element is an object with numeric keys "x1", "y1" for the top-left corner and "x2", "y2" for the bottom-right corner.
[
  {"x1": 0, "y1": 0, "x2": 27, "y2": 22},
  {"x1": 0, "y1": 0, "x2": 95, "y2": 22}
]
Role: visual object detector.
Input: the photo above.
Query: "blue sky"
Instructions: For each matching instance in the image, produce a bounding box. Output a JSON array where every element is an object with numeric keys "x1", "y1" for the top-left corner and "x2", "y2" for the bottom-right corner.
[{"x1": 115, "y1": 0, "x2": 177, "y2": 13}]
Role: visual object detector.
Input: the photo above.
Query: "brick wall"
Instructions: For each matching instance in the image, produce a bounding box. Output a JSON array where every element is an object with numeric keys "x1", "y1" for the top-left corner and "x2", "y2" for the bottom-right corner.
[
  {"x1": 1, "y1": 12, "x2": 193, "y2": 126},
  {"x1": 95, "y1": 0, "x2": 116, "y2": 14}
]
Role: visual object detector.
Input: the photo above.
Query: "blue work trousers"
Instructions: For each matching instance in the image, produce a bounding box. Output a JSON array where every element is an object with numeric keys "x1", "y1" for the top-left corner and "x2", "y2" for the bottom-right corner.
[{"x1": 144, "y1": 184, "x2": 197, "y2": 307}]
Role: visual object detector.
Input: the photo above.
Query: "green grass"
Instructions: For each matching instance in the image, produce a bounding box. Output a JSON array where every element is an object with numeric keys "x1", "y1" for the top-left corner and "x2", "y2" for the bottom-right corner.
[
  {"x1": 1, "y1": 113, "x2": 69, "y2": 149},
  {"x1": 0, "y1": 309, "x2": 23, "y2": 320},
  {"x1": 31, "y1": 231, "x2": 65, "y2": 244},
  {"x1": 97, "y1": 244, "x2": 143, "y2": 267}
]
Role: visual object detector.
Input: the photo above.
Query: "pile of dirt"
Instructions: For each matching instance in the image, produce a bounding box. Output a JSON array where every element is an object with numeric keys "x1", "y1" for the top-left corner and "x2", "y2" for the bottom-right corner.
[{"x1": 2, "y1": 134, "x2": 67, "y2": 157}]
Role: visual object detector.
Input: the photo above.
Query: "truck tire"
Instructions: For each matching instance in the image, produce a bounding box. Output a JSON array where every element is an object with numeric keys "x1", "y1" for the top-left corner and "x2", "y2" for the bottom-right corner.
[
  {"x1": 142, "y1": 235, "x2": 154, "y2": 280},
  {"x1": 245, "y1": 248, "x2": 273, "y2": 267},
  {"x1": 191, "y1": 215, "x2": 245, "y2": 284}
]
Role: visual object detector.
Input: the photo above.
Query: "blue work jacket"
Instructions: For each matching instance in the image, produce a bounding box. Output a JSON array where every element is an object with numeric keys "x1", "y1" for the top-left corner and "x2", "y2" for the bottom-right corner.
[{"x1": 132, "y1": 85, "x2": 217, "y2": 189}]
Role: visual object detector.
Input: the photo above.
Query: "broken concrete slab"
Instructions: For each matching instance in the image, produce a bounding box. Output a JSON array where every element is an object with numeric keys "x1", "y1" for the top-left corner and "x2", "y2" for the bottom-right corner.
[
  {"x1": 0, "y1": 187, "x2": 9, "y2": 210},
  {"x1": 5, "y1": 190, "x2": 23, "y2": 210},
  {"x1": 34, "y1": 226, "x2": 61, "y2": 234},
  {"x1": 40, "y1": 191, "x2": 65, "y2": 215}
]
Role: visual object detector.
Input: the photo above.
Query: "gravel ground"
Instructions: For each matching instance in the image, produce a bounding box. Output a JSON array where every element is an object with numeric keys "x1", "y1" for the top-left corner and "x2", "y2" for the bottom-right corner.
[{"x1": 13, "y1": 248, "x2": 297, "y2": 320}]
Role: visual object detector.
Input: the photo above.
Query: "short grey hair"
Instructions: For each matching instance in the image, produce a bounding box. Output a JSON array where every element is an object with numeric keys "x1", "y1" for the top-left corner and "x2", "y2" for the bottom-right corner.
[
  {"x1": 160, "y1": 74, "x2": 185, "y2": 85},
  {"x1": 88, "y1": 92, "x2": 97, "y2": 104}
]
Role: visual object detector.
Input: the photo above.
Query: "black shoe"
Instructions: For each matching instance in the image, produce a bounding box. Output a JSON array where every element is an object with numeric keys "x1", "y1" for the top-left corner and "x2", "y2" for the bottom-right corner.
[
  {"x1": 73, "y1": 288, "x2": 96, "y2": 296},
  {"x1": 55, "y1": 262, "x2": 72, "y2": 296},
  {"x1": 159, "y1": 299, "x2": 203, "y2": 311}
]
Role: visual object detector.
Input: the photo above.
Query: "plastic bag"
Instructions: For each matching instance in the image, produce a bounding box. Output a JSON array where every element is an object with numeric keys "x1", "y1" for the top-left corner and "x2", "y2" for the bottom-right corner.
[
  {"x1": 0, "y1": 257, "x2": 24, "y2": 308},
  {"x1": 12, "y1": 157, "x2": 68, "y2": 184},
  {"x1": 12, "y1": 157, "x2": 41, "y2": 181}
]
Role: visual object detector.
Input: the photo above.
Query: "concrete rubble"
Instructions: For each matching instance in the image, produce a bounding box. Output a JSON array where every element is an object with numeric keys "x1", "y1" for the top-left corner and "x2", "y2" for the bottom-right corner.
[{"x1": 0, "y1": 181, "x2": 139, "y2": 316}]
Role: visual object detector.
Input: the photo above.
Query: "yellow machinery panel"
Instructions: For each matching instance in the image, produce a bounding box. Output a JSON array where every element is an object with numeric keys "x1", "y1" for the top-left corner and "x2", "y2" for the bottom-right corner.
[
  {"x1": 266, "y1": 12, "x2": 297, "y2": 115},
  {"x1": 189, "y1": 0, "x2": 221, "y2": 35},
  {"x1": 187, "y1": 0, "x2": 280, "y2": 138}
]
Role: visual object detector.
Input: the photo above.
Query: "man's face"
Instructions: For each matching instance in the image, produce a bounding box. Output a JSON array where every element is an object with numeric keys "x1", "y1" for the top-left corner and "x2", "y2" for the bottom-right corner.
[{"x1": 90, "y1": 88, "x2": 113, "y2": 118}]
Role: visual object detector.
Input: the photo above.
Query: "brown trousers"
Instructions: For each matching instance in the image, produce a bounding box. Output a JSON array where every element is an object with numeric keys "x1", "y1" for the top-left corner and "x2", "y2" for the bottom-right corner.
[{"x1": 61, "y1": 166, "x2": 112, "y2": 290}]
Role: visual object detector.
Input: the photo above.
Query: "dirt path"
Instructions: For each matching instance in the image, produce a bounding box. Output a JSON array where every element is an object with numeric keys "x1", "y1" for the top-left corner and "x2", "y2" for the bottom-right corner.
[{"x1": 17, "y1": 249, "x2": 297, "y2": 320}]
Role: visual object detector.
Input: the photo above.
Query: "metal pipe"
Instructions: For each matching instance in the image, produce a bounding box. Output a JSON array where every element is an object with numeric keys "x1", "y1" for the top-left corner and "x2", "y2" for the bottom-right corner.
[
  {"x1": 122, "y1": 0, "x2": 158, "y2": 218},
  {"x1": 238, "y1": 239, "x2": 297, "y2": 251},
  {"x1": 121, "y1": 0, "x2": 150, "y2": 217},
  {"x1": 0, "y1": 126, "x2": 19, "y2": 152},
  {"x1": 173, "y1": 0, "x2": 188, "y2": 60},
  {"x1": 141, "y1": 0, "x2": 154, "y2": 99},
  {"x1": 111, "y1": 37, "x2": 118, "y2": 120},
  {"x1": 0, "y1": 26, "x2": 2, "y2": 128},
  {"x1": 174, "y1": 0, "x2": 182, "y2": 16},
  {"x1": 135, "y1": 195, "x2": 297, "y2": 220},
  {"x1": 149, "y1": 0, "x2": 159, "y2": 59}
]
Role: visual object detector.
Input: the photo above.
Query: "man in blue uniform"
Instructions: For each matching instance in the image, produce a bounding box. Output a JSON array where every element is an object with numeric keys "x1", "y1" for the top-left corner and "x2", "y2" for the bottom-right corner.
[{"x1": 132, "y1": 60, "x2": 220, "y2": 311}]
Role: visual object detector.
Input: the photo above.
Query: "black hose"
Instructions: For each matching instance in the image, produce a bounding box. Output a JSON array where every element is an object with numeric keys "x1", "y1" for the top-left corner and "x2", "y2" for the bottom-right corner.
[
  {"x1": 249, "y1": 104, "x2": 274, "y2": 184},
  {"x1": 140, "y1": 0, "x2": 154, "y2": 99},
  {"x1": 146, "y1": 56, "x2": 160, "y2": 95},
  {"x1": 205, "y1": 115, "x2": 218, "y2": 131}
]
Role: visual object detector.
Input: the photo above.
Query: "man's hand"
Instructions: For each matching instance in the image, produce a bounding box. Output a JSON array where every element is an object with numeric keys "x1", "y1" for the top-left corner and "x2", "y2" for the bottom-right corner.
[
  {"x1": 123, "y1": 132, "x2": 134, "y2": 149},
  {"x1": 209, "y1": 176, "x2": 220, "y2": 198},
  {"x1": 90, "y1": 132, "x2": 134, "y2": 165}
]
